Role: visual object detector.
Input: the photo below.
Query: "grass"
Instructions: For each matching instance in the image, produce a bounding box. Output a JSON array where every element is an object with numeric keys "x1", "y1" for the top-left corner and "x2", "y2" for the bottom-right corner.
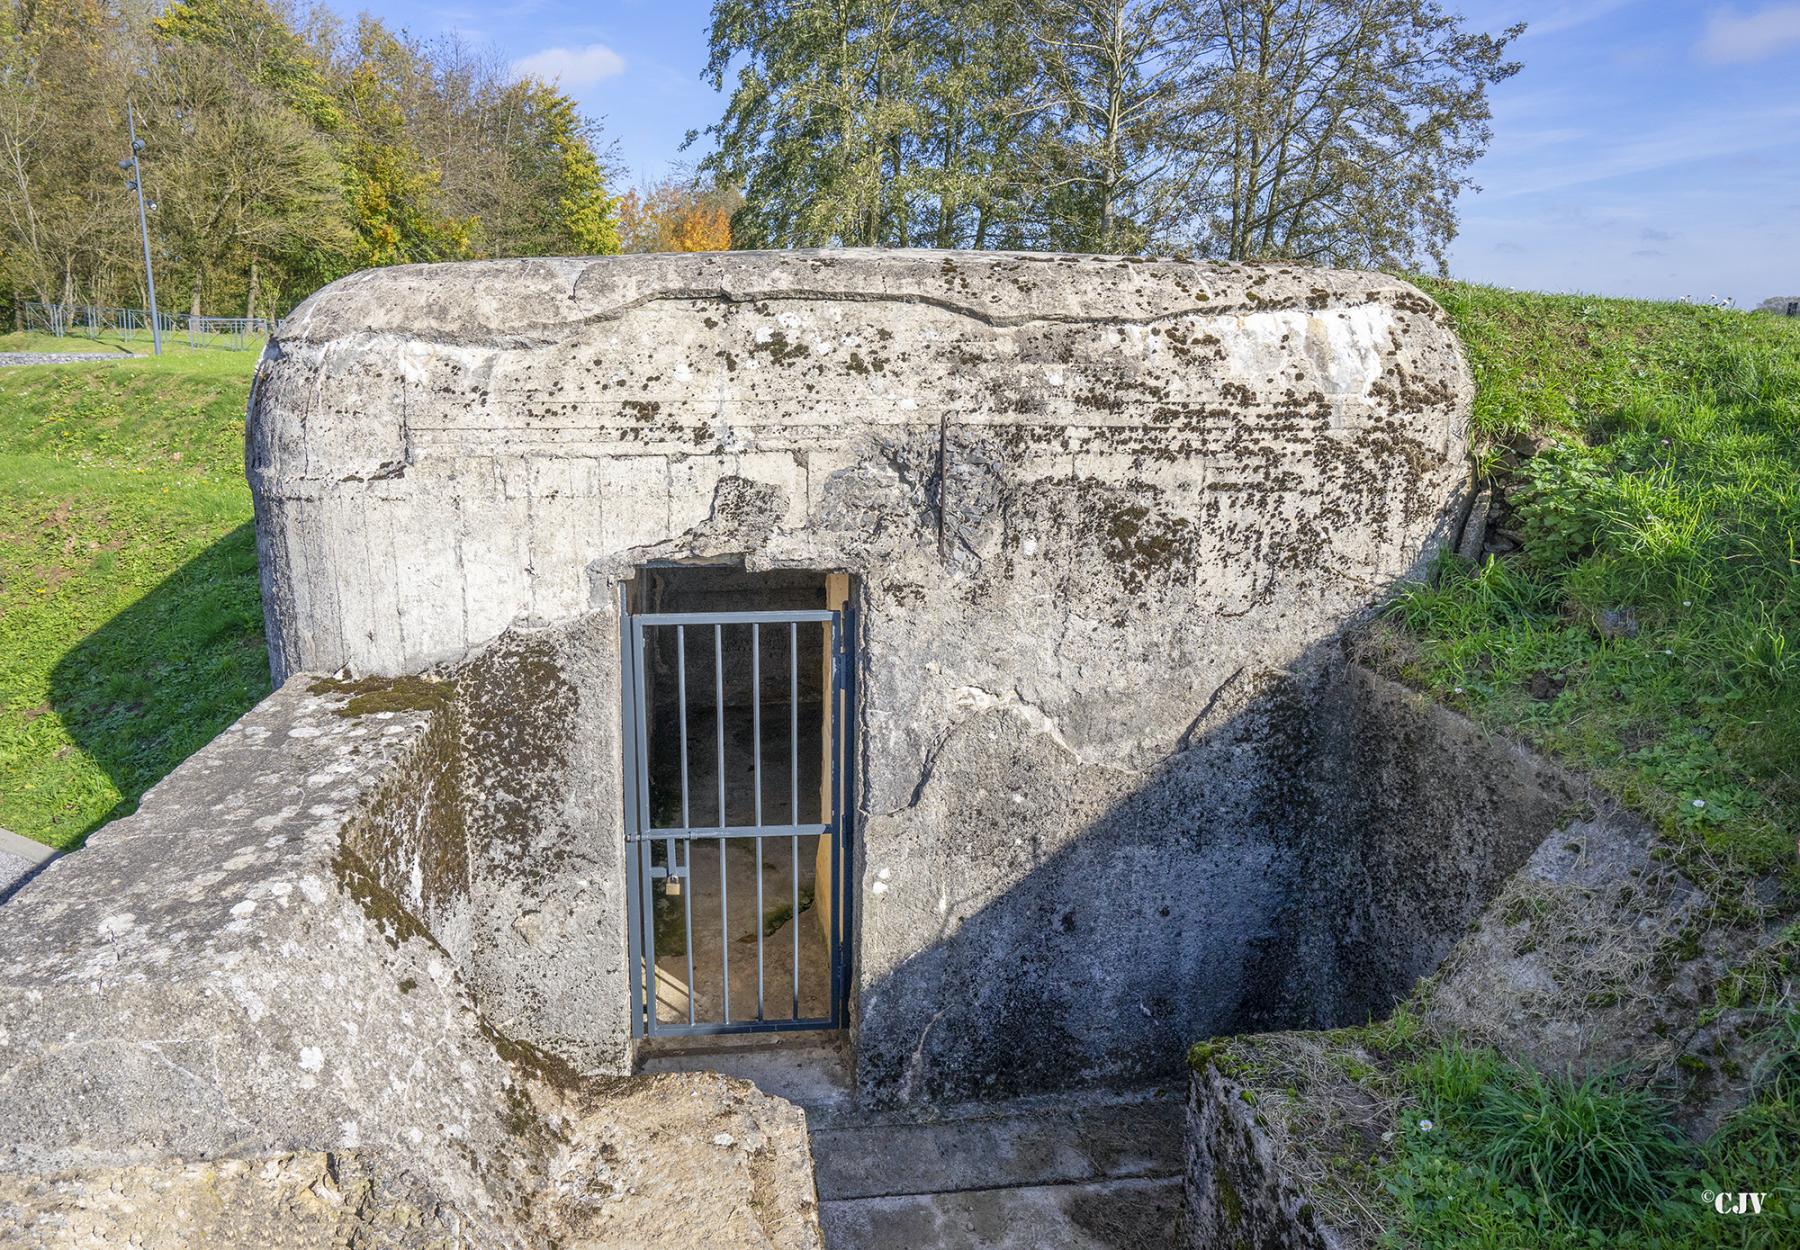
[
  {"x1": 1380, "y1": 1027, "x2": 1798, "y2": 1247},
  {"x1": 0, "y1": 347, "x2": 266, "y2": 849},
  {"x1": 1358, "y1": 282, "x2": 1800, "y2": 1247},
  {"x1": 1198, "y1": 1005, "x2": 1798, "y2": 1248},
  {"x1": 0, "y1": 328, "x2": 267, "y2": 358},
  {"x1": 1388, "y1": 282, "x2": 1800, "y2": 885}
]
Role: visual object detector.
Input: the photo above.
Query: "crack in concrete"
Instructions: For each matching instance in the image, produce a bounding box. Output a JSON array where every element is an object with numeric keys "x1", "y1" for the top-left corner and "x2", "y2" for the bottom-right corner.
[
  {"x1": 280, "y1": 281, "x2": 1410, "y2": 353},
  {"x1": 1175, "y1": 666, "x2": 1250, "y2": 754},
  {"x1": 898, "y1": 1004, "x2": 950, "y2": 1106}
]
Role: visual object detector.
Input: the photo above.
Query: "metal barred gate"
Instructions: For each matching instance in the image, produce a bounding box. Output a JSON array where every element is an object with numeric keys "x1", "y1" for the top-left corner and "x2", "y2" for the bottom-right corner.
[{"x1": 621, "y1": 606, "x2": 852, "y2": 1037}]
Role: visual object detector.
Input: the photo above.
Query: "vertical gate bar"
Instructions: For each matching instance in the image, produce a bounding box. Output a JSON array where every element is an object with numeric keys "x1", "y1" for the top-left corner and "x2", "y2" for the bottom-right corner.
[
  {"x1": 678, "y1": 628, "x2": 695, "y2": 1026},
  {"x1": 716, "y1": 624, "x2": 729, "y2": 1025},
  {"x1": 635, "y1": 621, "x2": 657, "y2": 1035},
  {"x1": 790, "y1": 622, "x2": 800, "y2": 1019},
  {"x1": 752, "y1": 623, "x2": 764, "y2": 1019},
  {"x1": 829, "y1": 612, "x2": 843, "y2": 1022},
  {"x1": 620, "y1": 595, "x2": 644, "y2": 1036},
  {"x1": 840, "y1": 605, "x2": 857, "y2": 1029},
  {"x1": 680, "y1": 837, "x2": 695, "y2": 1026},
  {"x1": 715, "y1": 624, "x2": 728, "y2": 827},
  {"x1": 677, "y1": 626, "x2": 690, "y2": 830}
]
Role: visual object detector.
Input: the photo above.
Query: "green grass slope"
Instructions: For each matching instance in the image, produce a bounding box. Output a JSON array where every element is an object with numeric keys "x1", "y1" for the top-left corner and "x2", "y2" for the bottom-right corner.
[
  {"x1": 1355, "y1": 282, "x2": 1800, "y2": 1247},
  {"x1": 1391, "y1": 282, "x2": 1799, "y2": 885},
  {"x1": 0, "y1": 346, "x2": 266, "y2": 849}
]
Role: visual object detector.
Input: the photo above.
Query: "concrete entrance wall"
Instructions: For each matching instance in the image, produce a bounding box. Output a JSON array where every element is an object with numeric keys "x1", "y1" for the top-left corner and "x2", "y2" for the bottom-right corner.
[{"x1": 247, "y1": 250, "x2": 1473, "y2": 1103}]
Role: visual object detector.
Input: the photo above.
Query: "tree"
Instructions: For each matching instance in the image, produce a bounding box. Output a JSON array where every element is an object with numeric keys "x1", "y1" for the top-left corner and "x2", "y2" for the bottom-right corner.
[
  {"x1": 618, "y1": 172, "x2": 737, "y2": 253},
  {"x1": 139, "y1": 39, "x2": 352, "y2": 318},
  {"x1": 700, "y1": 0, "x2": 928, "y2": 247},
  {"x1": 152, "y1": 0, "x2": 342, "y2": 131},
  {"x1": 906, "y1": 0, "x2": 1047, "y2": 248},
  {"x1": 0, "y1": 0, "x2": 624, "y2": 320},
  {"x1": 334, "y1": 19, "x2": 473, "y2": 268},
  {"x1": 699, "y1": 0, "x2": 1521, "y2": 265},
  {"x1": 1023, "y1": 0, "x2": 1202, "y2": 252},
  {"x1": 1188, "y1": 0, "x2": 1521, "y2": 270},
  {"x1": 487, "y1": 80, "x2": 621, "y2": 256},
  {"x1": 0, "y1": 0, "x2": 138, "y2": 308}
]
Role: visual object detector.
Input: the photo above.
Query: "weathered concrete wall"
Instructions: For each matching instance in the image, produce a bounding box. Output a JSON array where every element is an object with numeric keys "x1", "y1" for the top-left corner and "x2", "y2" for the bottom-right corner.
[
  {"x1": 0, "y1": 681, "x2": 823, "y2": 1248},
  {"x1": 1183, "y1": 1051, "x2": 1356, "y2": 1250},
  {"x1": 1313, "y1": 666, "x2": 1585, "y2": 1022},
  {"x1": 1174, "y1": 668, "x2": 1593, "y2": 1250},
  {"x1": 249, "y1": 250, "x2": 1473, "y2": 1103}
]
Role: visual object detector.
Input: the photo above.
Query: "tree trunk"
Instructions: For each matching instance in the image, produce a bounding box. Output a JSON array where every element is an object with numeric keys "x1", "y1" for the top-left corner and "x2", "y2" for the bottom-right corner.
[
  {"x1": 245, "y1": 257, "x2": 260, "y2": 322},
  {"x1": 190, "y1": 275, "x2": 202, "y2": 319}
]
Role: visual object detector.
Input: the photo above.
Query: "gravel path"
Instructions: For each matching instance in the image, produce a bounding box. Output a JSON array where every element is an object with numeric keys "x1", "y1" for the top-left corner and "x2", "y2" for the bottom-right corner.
[{"x1": 0, "y1": 351, "x2": 137, "y2": 366}]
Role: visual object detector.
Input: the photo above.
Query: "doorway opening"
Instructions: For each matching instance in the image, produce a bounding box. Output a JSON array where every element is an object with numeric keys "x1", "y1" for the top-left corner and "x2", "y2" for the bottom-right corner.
[{"x1": 621, "y1": 566, "x2": 855, "y2": 1037}]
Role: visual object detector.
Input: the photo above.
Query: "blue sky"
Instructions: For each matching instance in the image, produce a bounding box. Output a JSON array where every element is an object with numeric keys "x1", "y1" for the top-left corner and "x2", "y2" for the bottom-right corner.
[{"x1": 342, "y1": 0, "x2": 1800, "y2": 306}]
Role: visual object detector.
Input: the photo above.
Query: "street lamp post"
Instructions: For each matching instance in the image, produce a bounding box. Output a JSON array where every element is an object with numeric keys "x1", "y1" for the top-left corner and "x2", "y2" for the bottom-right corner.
[{"x1": 121, "y1": 101, "x2": 161, "y2": 356}]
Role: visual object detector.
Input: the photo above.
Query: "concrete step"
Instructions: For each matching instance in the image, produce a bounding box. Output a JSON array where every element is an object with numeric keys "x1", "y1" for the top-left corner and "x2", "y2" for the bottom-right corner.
[
  {"x1": 637, "y1": 1036, "x2": 854, "y2": 1111},
  {"x1": 634, "y1": 1038, "x2": 1184, "y2": 1250},
  {"x1": 821, "y1": 1175, "x2": 1181, "y2": 1250},
  {"x1": 810, "y1": 1095, "x2": 1183, "y2": 1200}
]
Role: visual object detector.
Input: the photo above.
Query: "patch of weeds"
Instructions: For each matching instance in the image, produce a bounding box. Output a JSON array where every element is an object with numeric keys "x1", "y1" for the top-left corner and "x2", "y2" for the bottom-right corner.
[
  {"x1": 1370, "y1": 1029, "x2": 1799, "y2": 1247},
  {"x1": 1189, "y1": 1039, "x2": 1250, "y2": 1078},
  {"x1": 759, "y1": 886, "x2": 814, "y2": 938},
  {"x1": 1469, "y1": 1069, "x2": 1688, "y2": 1227}
]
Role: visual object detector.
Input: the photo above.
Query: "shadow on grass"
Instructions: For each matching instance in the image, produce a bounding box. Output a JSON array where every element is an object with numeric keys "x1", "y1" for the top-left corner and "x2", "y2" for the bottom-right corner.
[{"x1": 46, "y1": 522, "x2": 271, "y2": 848}]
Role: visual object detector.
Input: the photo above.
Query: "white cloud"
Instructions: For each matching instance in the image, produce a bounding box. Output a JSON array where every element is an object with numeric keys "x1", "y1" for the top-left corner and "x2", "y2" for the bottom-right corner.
[
  {"x1": 511, "y1": 43, "x2": 626, "y2": 90},
  {"x1": 1488, "y1": 102, "x2": 1800, "y2": 196},
  {"x1": 1524, "y1": 0, "x2": 1645, "y2": 39},
  {"x1": 1700, "y1": 4, "x2": 1800, "y2": 63}
]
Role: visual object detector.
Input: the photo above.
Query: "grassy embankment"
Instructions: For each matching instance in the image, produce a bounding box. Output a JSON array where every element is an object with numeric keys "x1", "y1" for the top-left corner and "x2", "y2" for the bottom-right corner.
[
  {"x1": 1328, "y1": 283, "x2": 1800, "y2": 1248},
  {"x1": 0, "y1": 335, "x2": 266, "y2": 850}
]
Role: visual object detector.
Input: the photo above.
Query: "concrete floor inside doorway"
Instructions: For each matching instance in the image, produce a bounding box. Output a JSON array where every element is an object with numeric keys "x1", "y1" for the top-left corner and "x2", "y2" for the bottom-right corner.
[{"x1": 639, "y1": 1035, "x2": 1184, "y2": 1249}]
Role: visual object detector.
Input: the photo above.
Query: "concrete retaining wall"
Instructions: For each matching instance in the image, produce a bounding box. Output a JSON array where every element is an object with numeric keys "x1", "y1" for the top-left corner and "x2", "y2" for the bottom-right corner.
[{"x1": 0, "y1": 680, "x2": 823, "y2": 1247}]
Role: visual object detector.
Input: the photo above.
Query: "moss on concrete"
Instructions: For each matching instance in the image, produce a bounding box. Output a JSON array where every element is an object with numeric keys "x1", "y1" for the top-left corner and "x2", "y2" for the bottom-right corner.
[{"x1": 309, "y1": 674, "x2": 456, "y2": 718}]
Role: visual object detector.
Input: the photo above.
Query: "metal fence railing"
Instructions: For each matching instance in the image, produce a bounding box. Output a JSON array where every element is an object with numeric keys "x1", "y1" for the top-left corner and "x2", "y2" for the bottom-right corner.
[{"x1": 21, "y1": 301, "x2": 272, "y2": 351}]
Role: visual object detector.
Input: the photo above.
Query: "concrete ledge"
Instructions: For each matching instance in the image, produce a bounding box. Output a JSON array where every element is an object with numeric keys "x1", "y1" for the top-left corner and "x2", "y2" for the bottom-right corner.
[
  {"x1": 0, "y1": 827, "x2": 57, "y2": 906},
  {"x1": 0, "y1": 679, "x2": 823, "y2": 1248}
]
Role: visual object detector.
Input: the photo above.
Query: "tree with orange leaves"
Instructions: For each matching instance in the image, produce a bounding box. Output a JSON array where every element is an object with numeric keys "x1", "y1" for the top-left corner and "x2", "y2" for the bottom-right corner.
[{"x1": 618, "y1": 174, "x2": 738, "y2": 253}]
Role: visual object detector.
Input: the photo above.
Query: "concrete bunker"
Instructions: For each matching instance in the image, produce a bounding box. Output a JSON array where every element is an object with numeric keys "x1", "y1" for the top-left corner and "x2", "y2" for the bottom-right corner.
[{"x1": 246, "y1": 249, "x2": 1481, "y2": 1106}]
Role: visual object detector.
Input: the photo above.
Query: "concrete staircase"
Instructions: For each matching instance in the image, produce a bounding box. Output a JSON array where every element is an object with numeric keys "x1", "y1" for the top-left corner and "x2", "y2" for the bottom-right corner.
[{"x1": 639, "y1": 1036, "x2": 1184, "y2": 1249}]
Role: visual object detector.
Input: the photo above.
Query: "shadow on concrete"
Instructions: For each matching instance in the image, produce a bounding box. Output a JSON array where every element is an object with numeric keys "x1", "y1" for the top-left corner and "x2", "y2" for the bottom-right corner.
[
  {"x1": 849, "y1": 639, "x2": 1350, "y2": 1108},
  {"x1": 45, "y1": 522, "x2": 270, "y2": 848},
  {"x1": 848, "y1": 616, "x2": 1562, "y2": 1112}
]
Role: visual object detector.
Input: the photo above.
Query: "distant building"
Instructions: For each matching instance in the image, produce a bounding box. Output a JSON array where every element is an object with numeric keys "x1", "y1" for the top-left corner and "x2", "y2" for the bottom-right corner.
[{"x1": 1755, "y1": 295, "x2": 1800, "y2": 317}]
